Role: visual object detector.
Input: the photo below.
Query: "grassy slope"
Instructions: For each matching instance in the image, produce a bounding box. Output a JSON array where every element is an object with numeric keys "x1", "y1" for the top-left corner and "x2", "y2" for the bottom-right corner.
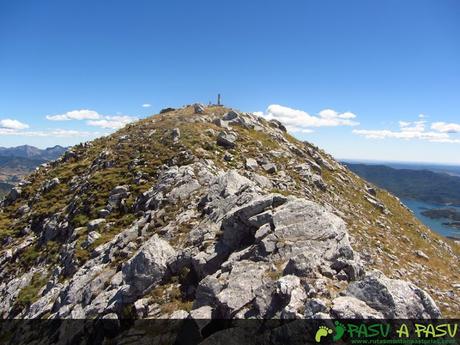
[{"x1": 1, "y1": 105, "x2": 459, "y2": 316}]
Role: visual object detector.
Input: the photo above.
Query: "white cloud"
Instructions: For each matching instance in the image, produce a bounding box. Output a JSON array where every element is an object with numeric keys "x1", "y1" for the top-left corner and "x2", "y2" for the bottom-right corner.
[
  {"x1": 399, "y1": 120, "x2": 425, "y2": 132},
  {"x1": 87, "y1": 115, "x2": 137, "y2": 129},
  {"x1": 46, "y1": 109, "x2": 101, "y2": 121},
  {"x1": 429, "y1": 137, "x2": 460, "y2": 144},
  {"x1": 257, "y1": 104, "x2": 359, "y2": 133},
  {"x1": 354, "y1": 117, "x2": 460, "y2": 144},
  {"x1": 46, "y1": 109, "x2": 138, "y2": 129},
  {"x1": 0, "y1": 128, "x2": 100, "y2": 137},
  {"x1": 352, "y1": 129, "x2": 449, "y2": 141},
  {"x1": 142, "y1": 103, "x2": 152, "y2": 108},
  {"x1": 431, "y1": 122, "x2": 460, "y2": 133},
  {"x1": 0, "y1": 119, "x2": 29, "y2": 130},
  {"x1": 318, "y1": 109, "x2": 357, "y2": 120}
]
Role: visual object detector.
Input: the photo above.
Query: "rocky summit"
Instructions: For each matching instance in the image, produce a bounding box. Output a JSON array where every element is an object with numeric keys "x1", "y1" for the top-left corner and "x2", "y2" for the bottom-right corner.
[{"x1": 1, "y1": 104, "x2": 459, "y2": 325}]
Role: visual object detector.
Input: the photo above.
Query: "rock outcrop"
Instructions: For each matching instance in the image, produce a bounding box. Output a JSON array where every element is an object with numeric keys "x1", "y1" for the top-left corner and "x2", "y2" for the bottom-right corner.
[{"x1": 0, "y1": 104, "x2": 458, "y2": 337}]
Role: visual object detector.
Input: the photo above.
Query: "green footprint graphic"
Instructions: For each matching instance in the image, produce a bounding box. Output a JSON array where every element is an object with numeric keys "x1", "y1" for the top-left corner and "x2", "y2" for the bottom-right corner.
[
  {"x1": 315, "y1": 326, "x2": 333, "y2": 343},
  {"x1": 333, "y1": 321, "x2": 346, "y2": 341}
]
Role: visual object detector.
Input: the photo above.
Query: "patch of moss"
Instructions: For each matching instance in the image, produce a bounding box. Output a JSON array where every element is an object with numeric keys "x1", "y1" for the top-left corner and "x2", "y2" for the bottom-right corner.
[
  {"x1": 72, "y1": 213, "x2": 89, "y2": 228},
  {"x1": 15, "y1": 272, "x2": 49, "y2": 309}
]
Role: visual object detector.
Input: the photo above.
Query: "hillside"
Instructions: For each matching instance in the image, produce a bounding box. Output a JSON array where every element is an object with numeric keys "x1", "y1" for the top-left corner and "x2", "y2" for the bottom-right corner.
[
  {"x1": 0, "y1": 105, "x2": 459, "y2": 339},
  {"x1": 344, "y1": 163, "x2": 460, "y2": 206}
]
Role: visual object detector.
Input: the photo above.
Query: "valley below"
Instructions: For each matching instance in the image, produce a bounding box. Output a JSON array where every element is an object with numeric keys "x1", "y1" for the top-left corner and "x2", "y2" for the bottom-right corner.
[
  {"x1": 0, "y1": 145, "x2": 66, "y2": 198},
  {"x1": 345, "y1": 162, "x2": 460, "y2": 240}
]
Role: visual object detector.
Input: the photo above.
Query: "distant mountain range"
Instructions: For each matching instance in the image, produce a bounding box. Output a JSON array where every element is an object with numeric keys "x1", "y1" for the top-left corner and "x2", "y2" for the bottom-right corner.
[
  {"x1": 0, "y1": 145, "x2": 66, "y2": 160},
  {"x1": 343, "y1": 159, "x2": 460, "y2": 178},
  {"x1": 0, "y1": 145, "x2": 67, "y2": 198},
  {"x1": 344, "y1": 162, "x2": 460, "y2": 206}
]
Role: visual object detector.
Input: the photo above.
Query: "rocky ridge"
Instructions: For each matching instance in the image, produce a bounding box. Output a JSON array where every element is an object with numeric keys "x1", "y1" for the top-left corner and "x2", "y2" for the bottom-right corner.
[{"x1": 0, "y1": 104, "x2": 459, "y2": 327}]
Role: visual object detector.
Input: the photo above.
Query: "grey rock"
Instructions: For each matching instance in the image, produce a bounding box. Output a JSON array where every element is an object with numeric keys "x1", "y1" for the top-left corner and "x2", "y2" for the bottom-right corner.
[
  {"x1": 276, "y1": 275, "x2": 300, "y2": 297},
  {"x1": 304, "y1": 298, "x2": 327, "y2": 318},
  {"x1": 170, "y1": 309, "x2": 190, "y2": 319},
  {"x1": 331, "y1": 296, "x2": 384, "y2": 319},
  {"x1": 245, "y1": 158, "x2": 259, "y2": 171},
  {"x1": 111, "y1": 185, "x2": 129, "y2": 195},
  {"x1": 284, "y1": 252, "x2": 320, "y2": 277},
  {"x1": 209, "y1": 170, "x2": 252, "y2": 199},
  {"x1": 276, "y1": 275, "x2": 307, "y2": 318},
  {"x1": 169, "y1": 179, "x2": 201, "y2": 202},
  {"x1": 134, "y1": 297, "x2": 150, "y2": 318},
  {"x1": 331, "y1": 254, "x2": 364, "y2": 281},
  {"x1": 62, "y1": 150, "x2": 77, "y2": 162},
  {"x1": 347, "y1": 271, "x2": 441, "y2": 318},
  {"x1": 98, "y1": 209, "x2": 110, "y2": 218},
  {"x1": 42, "y1": 216, "x2": 68, "y2": 242},
  {"x1": 262, "y1": 163, "x2": 277, "y2": 174},
  {"x1": 4, "y1": 187, "x2": 22, "y2": 205},
  {"x1": 82, "y1": 231, "x2": 101, "y2": 248},
  {"x1": 87, "y1": 219, "x2": 106, "y2": 231},
  {"x1": 224, "y1": 152, "x2": 233, "y2": 162},
  {"x1": 121, "y1": 234, "x2": 176, "y2": 294},
  {"x1": 220, "y1": 194, "x2": 287, "y2": 251},
  {"x1": 160, "y1": 107, "x2": 175, "y2": 114},
  {"x1": 110, "y1": 272, "x2": 123, "y2": 287},
  {"x1": 172, "y1": 128, "x2": 181, "y2": 142},
  {"x1": 271, "y1": 198, "x2": 348, "y2": 247},
  {"x1": 205, "y1": 128, "x2": 216, "y2": 136},
  {"x1": 43, "y1": 178, "x2": 60, "y2": 192},
  {"x1": 70, "y1": 304, "x2": 86, "y2": 318},
  {"x1": 312, "y1": 312, "x2": 332, "y2": 319},
  {"x1": 108, "y1": 185, "x2": 129, "y2": 209},
  {"x1": 193, "y1": 274, "x2": 224, "y2": 308},
  {"x1": 268, "y1": 119, "x2": 287, "y2": 132},
  {"x1": 190, "y1": 305, "x2": 213, "y2": 319},
  {"x1": 320, "y1": 266, "x2": 335, "y2": 278},
  {"x1": 222, "y1": 111, "x2": 239, "y2": 121},
  {"x1": 366, "y1": 185, "x2": 377, "y2": 196},
  {"x1": 250, "y1": 173, "x2": 273, "y2": 189},
  {"x1": 17, "y1": 204, "x2": 30, "y2": 216},
  {"x1": 190, "y1": 306, "x2": 213, "y2": 333},
  {"x1": 194, "y1": 103, "x2": 205, "y2": 114},
  {"x1": 312, "y1": 174, "x2": 327, "y2": 190},
  {"x1": 213, "y1": 119, "x2": 229, "y2": 129},
  {"x1": 217, "y1": 131, "x2": 237, "y2": 148},
  {"x1": 295, "y1": 163, "x2": 312, "y2": 179},
  {"x1": 365, "y1": 195, "x2": 386, "y2": 212},
  {"x1": 415, "y1": 250, "x2": 429, "y2": 260},
  {"x1": 215, "y1": 261, "x2": 269, "y2": 317}
]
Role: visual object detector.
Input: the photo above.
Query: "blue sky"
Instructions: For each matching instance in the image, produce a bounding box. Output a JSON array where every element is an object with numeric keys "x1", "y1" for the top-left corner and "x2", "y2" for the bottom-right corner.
[{"x1": 1, "y1": 0, "x2": 460, "y2": 163}]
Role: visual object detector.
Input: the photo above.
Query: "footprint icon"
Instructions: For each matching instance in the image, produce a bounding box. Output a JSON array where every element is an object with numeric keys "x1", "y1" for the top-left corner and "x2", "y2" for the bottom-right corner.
[
  {"x1": 333, "y1": 321, "x2": 346, "y2": 341},
  {"x1": 315, "y1": 326, "x2": 333, "y2": 343}
]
